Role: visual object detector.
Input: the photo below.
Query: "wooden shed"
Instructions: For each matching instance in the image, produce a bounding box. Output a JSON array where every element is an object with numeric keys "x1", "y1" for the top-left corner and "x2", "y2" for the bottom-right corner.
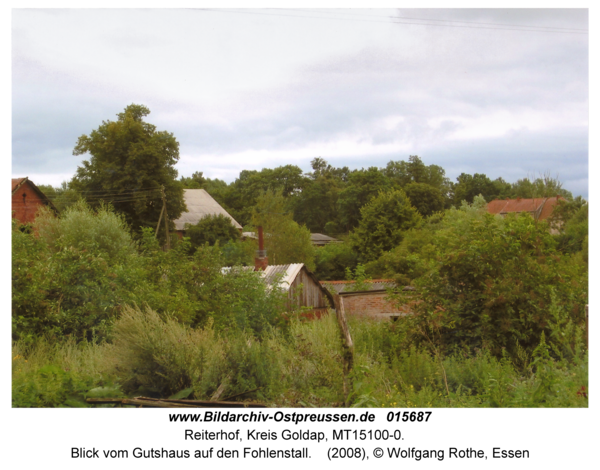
[{"x1": 262, "y1": 263, "x2": 334, "y2": 315}]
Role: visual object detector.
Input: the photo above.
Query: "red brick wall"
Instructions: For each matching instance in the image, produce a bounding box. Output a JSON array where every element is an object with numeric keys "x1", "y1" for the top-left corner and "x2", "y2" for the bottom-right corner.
[
  {"x1": 341, "y1": 291, "x2": 413, "y2": 319},
  {"x1": 12, "y1": 182, "x2": 47, "y2": 225}
]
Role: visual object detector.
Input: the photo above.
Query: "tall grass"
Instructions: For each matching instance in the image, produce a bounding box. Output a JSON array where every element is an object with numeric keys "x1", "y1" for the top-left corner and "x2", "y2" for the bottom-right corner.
[{"x1": 12, "y1": 307, "x2": 588, "y2": 408}]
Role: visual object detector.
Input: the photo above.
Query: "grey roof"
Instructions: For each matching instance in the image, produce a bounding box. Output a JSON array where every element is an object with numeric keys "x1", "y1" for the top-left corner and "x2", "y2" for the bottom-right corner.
[
  {"x1": 173, "y1": 189, "x2": 242, "y2": 231},
  {"x1": 310, "y1": 233, "x2": 339, "y2": 245}
]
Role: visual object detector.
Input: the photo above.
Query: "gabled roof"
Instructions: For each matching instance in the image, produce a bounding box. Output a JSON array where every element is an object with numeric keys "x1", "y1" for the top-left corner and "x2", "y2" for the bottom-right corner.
[
  {"x1": 173, "y1": 189, "x2": 242, "y2": 231},
  {"x1": 11, "y1": 177, "x2": 58, "y2": 213},
  {"x1": 487, "y1": 196, "x2": 564, "y2": 221},
  {"x1": 310, "y1": 233, "x2": 339, "y2": 246},
  {"x1": 262, "y1": 263, "x2": 305, "y2": 290}
]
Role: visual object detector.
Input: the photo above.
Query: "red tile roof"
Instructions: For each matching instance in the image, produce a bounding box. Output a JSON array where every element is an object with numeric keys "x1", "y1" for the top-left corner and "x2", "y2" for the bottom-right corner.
[{"x1": 487, "y1": 196, "x2": 564, "y2": 221}]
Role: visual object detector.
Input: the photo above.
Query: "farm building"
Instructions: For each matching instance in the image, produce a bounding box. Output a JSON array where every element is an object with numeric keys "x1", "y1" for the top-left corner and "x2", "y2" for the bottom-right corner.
[
  {"x1": 262, "y1": 263, "x2": 334, "y2": 315},
  {"x1": 173, "y1": 189, "x2": 242, "y2": 238},
  {"x1": 487, "y1": 196, "x2": 564, "y2": 221},
  {"x1": 12, "y1": 177, "x2": 58, "y2": 225},
  {"x1": 321, "y1": 280, "x2": 414, "y2": 320}
]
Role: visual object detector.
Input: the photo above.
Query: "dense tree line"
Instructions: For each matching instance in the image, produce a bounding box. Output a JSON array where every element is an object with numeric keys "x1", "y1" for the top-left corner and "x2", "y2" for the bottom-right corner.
[{"x1": 13, "y1": 105, "x2": 587, "y2": 409}]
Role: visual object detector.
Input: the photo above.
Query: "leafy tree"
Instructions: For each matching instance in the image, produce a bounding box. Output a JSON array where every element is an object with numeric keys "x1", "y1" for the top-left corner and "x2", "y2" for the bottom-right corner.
[
  {"x1": 70, "y1": 104, "x2": 185, "y2": 238},
  {"x1": 510, "y1": 174, "x2": 572, "y2": 200},
  {"x1": 293, "y1": 175, "x2": 343, "y2": 234},
  {"x1": 452, "y1": 172, "x2": 504, "y2": 205},
  {"x1": 185, "y1": 214, "x2": 240, "y2": 250},
  {"x1": 349, "y1": 189, "x2": 422, "y2": 261},
  {"x1": 36, "y1": 182, "x2": 81, "y2": 213},
  {"x1": 338, "y1": 167, "x2": 393, "y2": 231},
  {"x1": 224, "y1": 165, "x2": 308, "y2": 225},
  {"x1": 403, "y1": 182, "x2": 445, "y2": 217},
  {"x1": 313, "y1": 241, "x2": 359, "y2": 281},
  {"x1": 221, "y1": 239, "x2": 256, "y2": 267},
  {"x1": 385, "y1": 155, "x2": 452, "y2": 204},
  {"x1": 551, "y1": 197, "x2": 588, "y2": 257},
  {"x1": 251, "y1": 189, "x2": 315, "y2": 270}
]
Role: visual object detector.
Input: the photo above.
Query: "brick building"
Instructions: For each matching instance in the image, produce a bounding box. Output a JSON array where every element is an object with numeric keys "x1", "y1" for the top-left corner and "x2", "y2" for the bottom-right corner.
[
  {"x1": 321, "y1": 280, "x2": 414, "y2": 320},
  {"x1": 11, "y1": 177, "x2": 57, "y2": 225}
]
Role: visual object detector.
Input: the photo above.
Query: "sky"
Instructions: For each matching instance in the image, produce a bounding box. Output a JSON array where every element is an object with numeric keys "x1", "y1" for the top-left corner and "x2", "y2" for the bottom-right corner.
[{"x1": 11, "y1": 8, "x2": 589, "y2": 197}]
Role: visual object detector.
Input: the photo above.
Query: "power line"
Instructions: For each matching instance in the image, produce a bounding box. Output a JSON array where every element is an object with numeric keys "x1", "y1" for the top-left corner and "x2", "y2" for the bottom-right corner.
[{"x1": 198, "y1": 8, "x2": 587, "y2": 35}]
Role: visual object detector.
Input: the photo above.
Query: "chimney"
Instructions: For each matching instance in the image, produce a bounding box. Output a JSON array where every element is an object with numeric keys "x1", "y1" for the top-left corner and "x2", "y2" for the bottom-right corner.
[{"x1": 254, "y1": 226, "x2": 268, "y2": 271}]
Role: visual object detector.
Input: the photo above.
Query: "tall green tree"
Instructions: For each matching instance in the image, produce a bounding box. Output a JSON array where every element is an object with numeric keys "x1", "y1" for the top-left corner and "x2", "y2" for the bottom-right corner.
[
  {"x1": 337, "y1": 167, "x2": 393, "y2": 231},
  {"x1": 452, "y1": 172, "x2": 503, "y2": 205},
  {"x1": 251, "y1": 189, "x2": 315, "y2": 270},
  {"x1": 70, "y1": 104, "x2": 185, "y2": 237},
  {"x1": 385, "y1": 155, "x2": 452, "y2": 205},
  {"x1": 349, "y1": 189, "x2": 422, "y2": 261},
  {"x1": 403, "y1": 182, "x2": 445, "y2": 217}
]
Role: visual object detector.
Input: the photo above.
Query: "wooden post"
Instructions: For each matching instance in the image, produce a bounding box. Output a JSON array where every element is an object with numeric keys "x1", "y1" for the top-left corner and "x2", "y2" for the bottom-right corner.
[
  {"x1": 333, "y1": 294, "x2": 354, "y2": 406},
  {"x1": 155, "y1": 203, "x2": 165, "y2": 238},
  {"x1": 161, "y1": 185, "x2": 170, "y2": 250}
]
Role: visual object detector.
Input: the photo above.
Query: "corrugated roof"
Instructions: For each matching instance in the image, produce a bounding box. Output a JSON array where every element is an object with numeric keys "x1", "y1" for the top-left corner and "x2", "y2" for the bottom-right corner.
[
  {"x1": 173, "y1": 189, "x2": 242, "y2": 231},
  {"x1": 221, "y1": 263, "x2": 305, "y2": 292},
  {"x1": 487, "y1": 196, "x2": 564, "y2": 221},
  {"x1": 263, "y1": 263, "x2": 304, "y2": 290}
]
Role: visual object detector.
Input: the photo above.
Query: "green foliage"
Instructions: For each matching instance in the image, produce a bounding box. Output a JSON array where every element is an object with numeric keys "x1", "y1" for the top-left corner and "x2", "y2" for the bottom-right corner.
[
  {"x1": 389, "y1": 198, "x2": 588, "y2": 360},
  {"x1": 293, "y1": 175, "x2": 343, "y2": 234},
  {"x1": 221, "y1": 239, "x2": 256, "y2": 267},
  {"x1": 338, "y1": 167, "x2": 393, "y2": 231},
  {"x1": 349, "y1": 189, "x2": 422, "y2": 262},
  {"x1": 552, "y1": 197, "x2": 588, "y2": 257},
  {"x1": 36, "y1": 181, "x2": 81, "y2": 212},
  {"x1": 384, "y1": 155, "x2": 452, "y2": 206},
  {"x1": 223, "y1": 165, "x2": 308, "y2": 225},
  {"x1": 12, "y1": 337, "x2": 122, "y2": 408},
  {"x1": 12, "y1": 211, "x2": 144, "y2": 342},
  {"x1": 452, "y1": 172, "x2": 505, "y2": 205},
  {"x1": 251, "y1": 188, "x2": 316, "y2": 270},
  {"x1": 185, "y1": 214, "x2": 240, "y2": 250},
  {"x1": 344, "y1": 264, "x2": 371, "y2": 292},
  {"x1": 313, "y1": 241, "x2": 358, "y2": 281},
  {"x1": 365, "y1": 226, "x2": 437, "y2": 284},
  {"x1": 70, "y1": 104, "x2": 185, "y2": 239},
  {"x1": 510, "y1": 174, "x2": 572, "y2": 200},
  {"x1": 36, "y1": 201, "x2": 136, "y2": 263},
  {"x1": 13, "y1": 312, "x2": 587, "y2": 408},
  {"x1": 403, "y1": 182, "x2": 445, "y2": 217}
]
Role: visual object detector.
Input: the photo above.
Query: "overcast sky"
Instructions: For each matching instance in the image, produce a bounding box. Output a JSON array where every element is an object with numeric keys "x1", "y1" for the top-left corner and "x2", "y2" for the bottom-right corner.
[{"x1": 11, "y1": 8, "x2": 589, "y2": 198}]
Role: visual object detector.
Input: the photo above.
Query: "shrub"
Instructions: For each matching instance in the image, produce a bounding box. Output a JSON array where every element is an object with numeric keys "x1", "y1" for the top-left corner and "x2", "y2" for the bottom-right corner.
[
  {"x1": 390, "y1": 198, "x2": 588, "y2": 360},
  {"x1": 313, "y1": 241, "x2": 358, "y2": 281},
  {"x1": 36, "y1": 201, "x2": 136, "y2": 263},
  {"x1": 185, "y1": 214, "x2": 240, "y2": 250}
]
